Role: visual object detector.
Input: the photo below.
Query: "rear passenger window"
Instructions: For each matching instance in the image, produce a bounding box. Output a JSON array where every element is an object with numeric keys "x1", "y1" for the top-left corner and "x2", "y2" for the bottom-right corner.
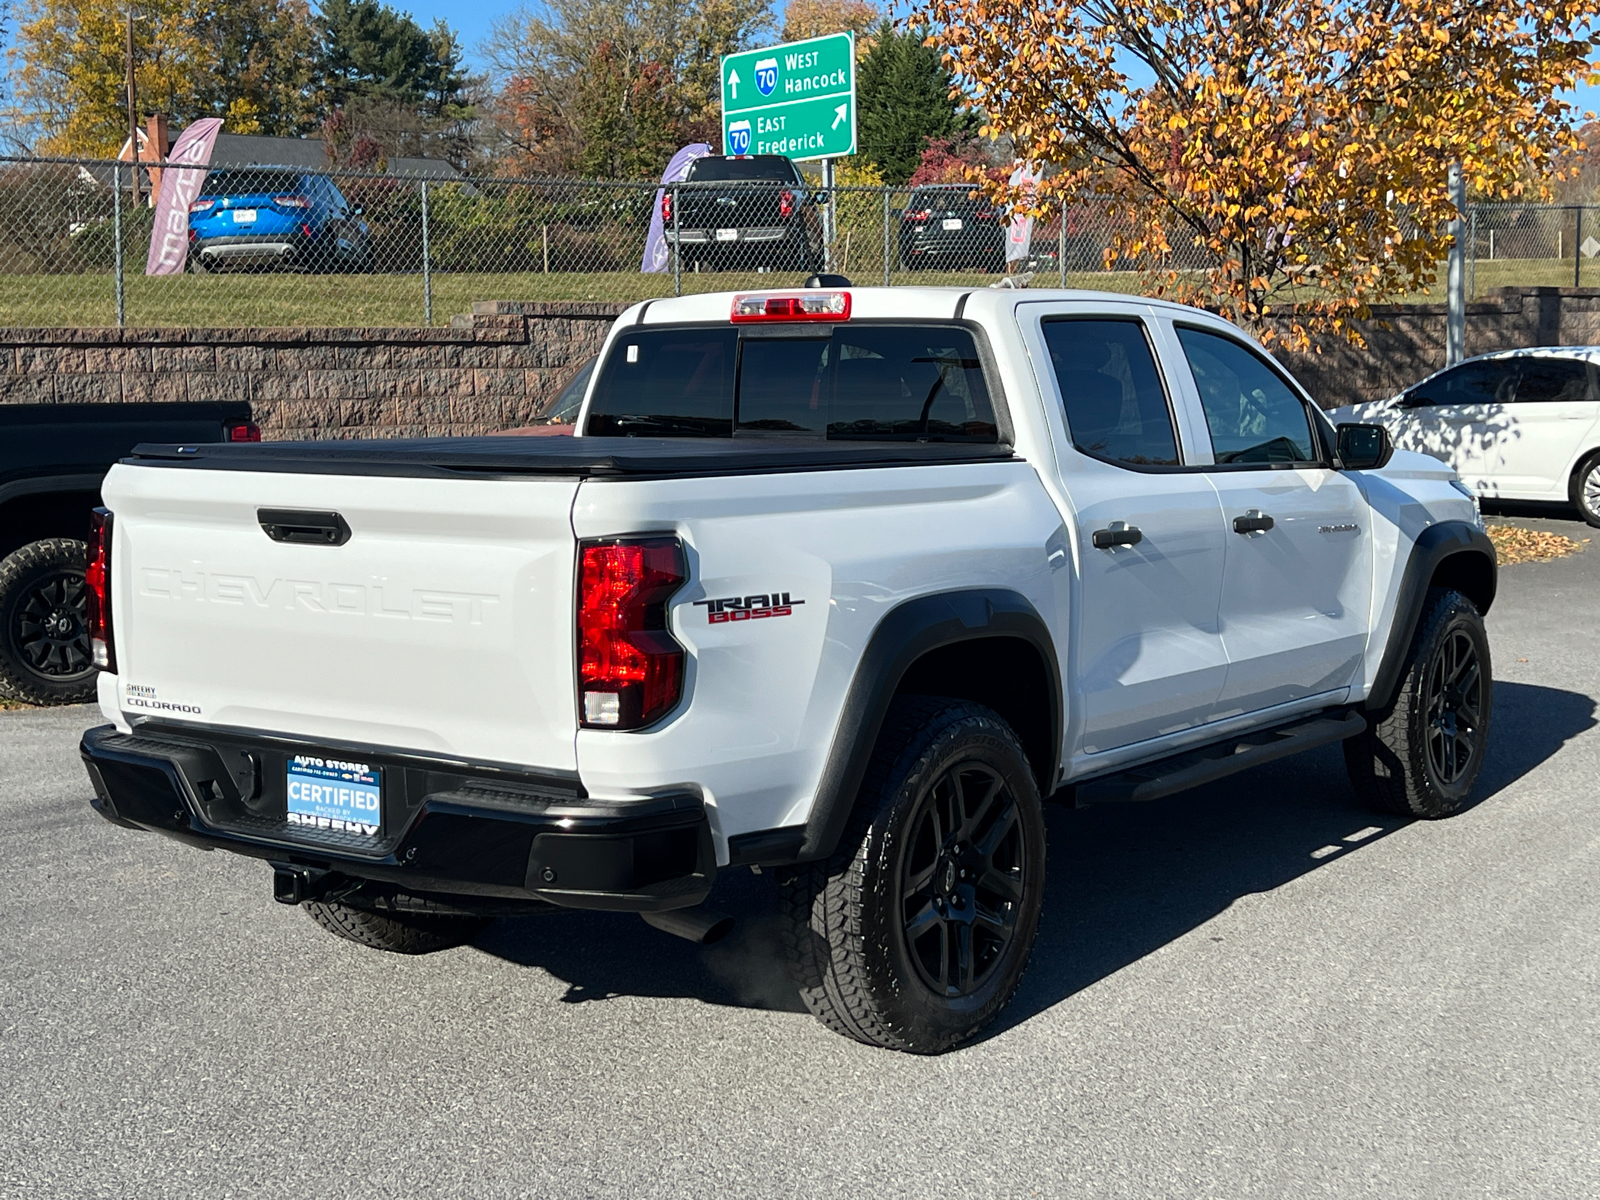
[
  {"x1": 825, "y1": 326, "x2": 995, "y2": 440},
  {"x1": 1042, "y1": 318, "x2": 1179, "y2": 466},
  {"x1": 1510, "y1": 359, "x2": 1593, "y2": 403},
  {"x1": 1177, "y1": 327, "x2": 1317, "y2": 465}
]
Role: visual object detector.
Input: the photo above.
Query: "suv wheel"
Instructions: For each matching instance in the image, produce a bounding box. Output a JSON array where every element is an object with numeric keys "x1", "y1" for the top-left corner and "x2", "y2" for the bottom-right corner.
[
  {"x1": 1570, "y1": 451, "x2": 1600, "y2": 527},
  {"x1": 0, "y1": 539, "x2": 97, "y2": 706},
  {"x1": 1344, "y1": 587, "x2": 1492, "y2": 818},
  {"x1": 780, "y1": 697, "x2": 1046, "y2": 1053}
]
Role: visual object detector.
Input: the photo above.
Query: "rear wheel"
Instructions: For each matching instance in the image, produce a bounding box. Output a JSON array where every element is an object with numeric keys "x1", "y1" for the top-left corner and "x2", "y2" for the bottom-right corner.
[
  {"x1": 780, "y1": 697, "x2": 1046, "y2": 1053},
  {"x1": 303, "y1": 897, "x2": 490, "y2": 954},
  {"x1": 1569, "y1": 451, "x2": 1600, "y2": 527},
  {"x1": 1344, "y1": 588, "x2": 1492, "y2": 818},
  {"x1": 0, "y1": 539, "x2": 96, "y2": 706}
]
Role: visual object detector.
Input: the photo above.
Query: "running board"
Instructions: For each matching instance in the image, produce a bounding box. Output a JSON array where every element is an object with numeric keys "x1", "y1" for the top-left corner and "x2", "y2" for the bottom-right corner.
[{"x1": 1074, "y1": 711, "x2": 1366, "y2": 805}]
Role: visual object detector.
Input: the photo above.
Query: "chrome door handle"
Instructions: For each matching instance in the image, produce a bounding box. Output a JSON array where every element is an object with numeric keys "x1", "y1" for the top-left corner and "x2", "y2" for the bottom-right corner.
[
  {"x1": 1233, "y1": 509, "x2": 1274, "y2": 535},
  {"x1": 1091, "y1": 521, "x2": 1143, "y2": 549}
]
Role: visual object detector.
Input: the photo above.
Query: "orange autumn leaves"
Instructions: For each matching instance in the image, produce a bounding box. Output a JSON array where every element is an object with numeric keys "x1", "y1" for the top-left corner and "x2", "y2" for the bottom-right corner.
[{"x1": 921, "y1": 0, "x2": 1599, "y2": 344}]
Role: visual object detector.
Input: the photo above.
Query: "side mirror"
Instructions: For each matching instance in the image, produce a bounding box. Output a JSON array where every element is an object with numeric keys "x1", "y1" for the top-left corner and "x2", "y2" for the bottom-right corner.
[
  {"x1": 1336, "y1": 422, "x2": 1393, "y2": 470},
  {"x1": 813, "y1": 191, "x2": 830, "y2": 205},
  {"x1": 348, "y1": 204, "x2": 365, "y2": 217}
]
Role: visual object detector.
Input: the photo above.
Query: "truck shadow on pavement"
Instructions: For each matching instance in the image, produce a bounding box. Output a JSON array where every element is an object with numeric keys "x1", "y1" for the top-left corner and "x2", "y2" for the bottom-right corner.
[{"x1": 476, "y1": 680, "x2": 1594, "y2": 1034}]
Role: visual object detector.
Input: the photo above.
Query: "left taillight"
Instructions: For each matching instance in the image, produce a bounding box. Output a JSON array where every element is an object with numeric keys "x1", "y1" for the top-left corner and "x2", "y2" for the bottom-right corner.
[
  {"x1": 226, "y1": 420, "x2": 261, "y2": 442},
  {"x1": 779, "y1": 188, "x2": 795, "y2": 219},
  {"x1": 86, "y1": 508, "x2": 114, "y2": 673},
  {"x1": 577, "y1": 537, "x2": 686, "y2": 730}
]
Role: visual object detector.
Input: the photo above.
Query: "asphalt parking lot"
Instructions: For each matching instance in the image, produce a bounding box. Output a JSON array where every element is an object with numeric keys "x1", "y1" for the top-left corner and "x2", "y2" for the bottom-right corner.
[{"x1": 4, "y1": 509, "x2": 1599, "y2": 1199}]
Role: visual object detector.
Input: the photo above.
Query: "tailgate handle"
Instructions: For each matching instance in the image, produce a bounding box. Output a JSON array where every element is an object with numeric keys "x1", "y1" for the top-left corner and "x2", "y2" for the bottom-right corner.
[{"x1": 257, "y1": 508, "x2": 351, "y2": 546}]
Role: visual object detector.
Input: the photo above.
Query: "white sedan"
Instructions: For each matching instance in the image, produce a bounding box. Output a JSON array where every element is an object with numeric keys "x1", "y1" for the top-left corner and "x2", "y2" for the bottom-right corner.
[{"x1": 1328, "y1": 347, "x2": 1600, "y2": 526}]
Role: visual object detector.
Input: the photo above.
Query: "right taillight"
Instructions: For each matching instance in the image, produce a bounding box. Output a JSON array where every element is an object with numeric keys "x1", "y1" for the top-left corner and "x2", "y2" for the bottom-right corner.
[
  {"x1": 661, "y1": 191, "x2": 674, "y2": 224},
  {"x1": 577, "y1": 537, "x2": 686, "y2": 730},
  {"x1": 86, "y1": 507, "x2": 114, "y2": 673}
]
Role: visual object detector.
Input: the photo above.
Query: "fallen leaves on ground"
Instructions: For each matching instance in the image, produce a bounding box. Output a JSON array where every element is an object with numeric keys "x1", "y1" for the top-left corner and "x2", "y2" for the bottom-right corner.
[{"x1": 1487, "y1": 524, "x2": 1589, "y2": 565}]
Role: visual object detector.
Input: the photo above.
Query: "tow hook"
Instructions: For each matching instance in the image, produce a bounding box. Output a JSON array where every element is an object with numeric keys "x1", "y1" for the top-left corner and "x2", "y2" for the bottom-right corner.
[
  {"x1": 271, "y1": 864, "x2": 331, "y2": 905},
  {"x1": 640, "y1": 905, "x2": 735, "y2": 945}
]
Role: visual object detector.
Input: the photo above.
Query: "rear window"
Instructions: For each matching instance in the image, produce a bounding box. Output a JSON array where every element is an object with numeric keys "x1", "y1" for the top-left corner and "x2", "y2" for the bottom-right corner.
[
  {"x1": 201, "y1": 169, "x2": 305, "y2": 197},
  {"x1": 585, "y1": 324, "x2": 999, "y2": 441},
  {"x1": 685, "y1": 157, "x2": 801, "y2": 183}
]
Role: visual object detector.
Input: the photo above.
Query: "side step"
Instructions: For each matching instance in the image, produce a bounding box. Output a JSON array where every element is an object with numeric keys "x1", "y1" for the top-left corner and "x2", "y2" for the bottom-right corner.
[{"x1": 1074, "y1": 711, "x2": 1366, "y2": 805}]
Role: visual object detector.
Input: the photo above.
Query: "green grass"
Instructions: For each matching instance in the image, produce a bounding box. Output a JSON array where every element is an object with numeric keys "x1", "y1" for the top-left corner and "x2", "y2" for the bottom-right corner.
[{"x1": 0, "y1": 257, "x2": 1573, "y2": 329}]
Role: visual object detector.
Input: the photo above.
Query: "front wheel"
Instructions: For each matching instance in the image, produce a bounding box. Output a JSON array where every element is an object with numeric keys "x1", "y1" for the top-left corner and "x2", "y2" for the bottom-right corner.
[
  {"x1": 780, "y1": 698, "x2": 1046, "y2": 1053},
  {"x1": 1344, "y1": 587, "x2": 1492, "y2": 818},
  {"x1": 1570, "y1": 451, "x2": 1600, "y2": 527}
]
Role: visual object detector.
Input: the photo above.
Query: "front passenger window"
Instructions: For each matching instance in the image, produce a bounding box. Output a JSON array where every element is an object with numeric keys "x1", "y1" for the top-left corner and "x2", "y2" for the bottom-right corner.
[{"x1": 1176, "y1": 327, "x2": 1317, "y2": 464}]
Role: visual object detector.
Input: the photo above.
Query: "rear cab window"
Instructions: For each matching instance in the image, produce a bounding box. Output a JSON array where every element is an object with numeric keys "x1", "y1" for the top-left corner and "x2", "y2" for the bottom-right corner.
[
  {"x1": 585, "y1": 323, "x2": 1000, "y2": 441},
  {"x1": 684, "y1": 157, "x2": 802, "y2": 183}
]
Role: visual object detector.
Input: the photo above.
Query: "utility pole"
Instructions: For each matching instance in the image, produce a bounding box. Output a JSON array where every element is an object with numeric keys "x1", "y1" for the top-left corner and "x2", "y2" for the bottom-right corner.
[
  {"x1": 1446, "y1": 162, "x2": 1465, "y2": 368},
  {"x1": 125, "y1": 4, "x2": 139, "y2": 208}
]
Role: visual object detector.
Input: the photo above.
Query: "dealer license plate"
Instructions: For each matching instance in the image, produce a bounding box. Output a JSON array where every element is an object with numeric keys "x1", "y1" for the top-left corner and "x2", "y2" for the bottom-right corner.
[
  {"x1": 942, "y1": 218, "x2": 964, "y2": 231},
  {"x1": 233, "y1": 208, "x2": 257, "y2": 224},
  {"x1": 715, "y1": 227, "x2": 739, "y2": 241},
  {"x1": 286, "y1": 753, "x2": 381, "y2": 836}
]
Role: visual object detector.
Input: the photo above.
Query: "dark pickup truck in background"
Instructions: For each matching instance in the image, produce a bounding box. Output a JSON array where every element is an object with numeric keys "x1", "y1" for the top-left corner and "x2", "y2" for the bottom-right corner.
[
  {"x1": 663, "y1": 155, "x2": 826, "y2": 272},
  {"x1": 0, "y1": 401, "x2": 255, "y2": 705}
]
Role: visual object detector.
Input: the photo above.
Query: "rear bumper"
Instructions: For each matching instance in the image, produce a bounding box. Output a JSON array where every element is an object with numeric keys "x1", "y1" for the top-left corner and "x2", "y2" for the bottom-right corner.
[
  {"x1": 80, "y1": 723, "x2": 716, "y2": 912},
  {"x1": 193, "y1": 233, "x2": 312, "y2": 264}
]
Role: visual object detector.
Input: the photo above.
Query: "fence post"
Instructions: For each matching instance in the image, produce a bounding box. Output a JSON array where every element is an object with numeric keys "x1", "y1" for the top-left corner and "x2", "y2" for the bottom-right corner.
[
  {"x1": 1446, "y1": 163, "x2": 1464, "y2": 367},
  {"x1": 1576, "y1": 206, "x2": 1583, "y2": 289},
  {"x1": 882, "y1": 188, "x2": 891, "y2": 286},
  {"x1": 1469, "y1": 209, "x2": 1477, "y2": 299},
  {"x1": 672, "y1": 184, "x2": 682, "y2": 297},
  {"x1": 420, "y1": 180, "x2": 433, "y2": 327},
  {"x1": 542, "y1": 224, "x2": 549, "y2": 274},
  {"x1": 1058, "y1": 214, "x2": 1067, "y2": 289},
  {"x1": 112, "y1": 163, "x2": 126, "y2": 329}
]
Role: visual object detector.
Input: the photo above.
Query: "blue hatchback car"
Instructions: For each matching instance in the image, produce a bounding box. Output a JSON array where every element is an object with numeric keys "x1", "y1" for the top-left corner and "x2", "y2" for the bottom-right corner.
[{"x1": 188, "y1": 166, "x2": 373, "y2": 273}]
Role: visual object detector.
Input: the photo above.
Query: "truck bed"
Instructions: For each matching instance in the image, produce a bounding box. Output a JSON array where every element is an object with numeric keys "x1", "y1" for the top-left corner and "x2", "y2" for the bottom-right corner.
[{"x1": 124, "y1": 436, "x2": 1017, "y2": 480}]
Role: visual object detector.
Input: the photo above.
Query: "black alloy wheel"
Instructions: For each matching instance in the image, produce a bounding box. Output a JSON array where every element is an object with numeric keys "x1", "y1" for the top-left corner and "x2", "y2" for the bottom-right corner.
[
  {"x1": 0, "y1": 538, "x2": 98, "y2": 705},
  {"x1": 1424, "y1": 627, "x2": 1485, "y2": 788},
  {"x1": 899, "y1": 762, "x2": 1027, "y2": 998}
]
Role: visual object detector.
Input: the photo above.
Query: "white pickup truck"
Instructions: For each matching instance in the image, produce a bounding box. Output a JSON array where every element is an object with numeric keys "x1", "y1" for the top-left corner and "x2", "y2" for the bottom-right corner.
[{"x1": 80, "y1": 285, "x2": 1497, "y2": 1053}]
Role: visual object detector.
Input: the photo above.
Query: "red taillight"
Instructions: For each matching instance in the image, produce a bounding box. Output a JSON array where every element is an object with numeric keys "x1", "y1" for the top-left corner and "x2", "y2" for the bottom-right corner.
[
  {"x1": 731, "y1": 291, "x2": 851, "y2": 321},
  {"x1": 274, "y1": 194, "x2": 310, "y2": 208},
  {"x1": 904, "y1": 208, "x2": 930, "y2": 222},
  {"x1": 86, "y1": 508, "x2": 114, "y2": 673},
  {"x1": 226, "y1": 420, "x2": 261, "y2": 442},
  {"x1": 189, "y1": 199, "x2": 215, "y2": 214},
  {"x1": 975, "y1": 209, "x2": 998, "y2": 221},
  {"x1": 578, "y1": 537, "x2": 686, "y2": 729},
  {"x1": 661, "y1": 191, "x2": 674, "y2": 223},
  {"x1": 779, "y1": 188, "x2": 795, "y2": 219}
]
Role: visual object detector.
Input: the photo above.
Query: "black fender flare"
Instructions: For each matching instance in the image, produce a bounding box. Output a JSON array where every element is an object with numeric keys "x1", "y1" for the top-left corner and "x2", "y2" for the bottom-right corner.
[
  {"x1": 1366, "y1": 520, "x2": 1497, "y2": 713},
  {"x1": 793, "y1": 588, "x2": 1061, "y2": 863}
]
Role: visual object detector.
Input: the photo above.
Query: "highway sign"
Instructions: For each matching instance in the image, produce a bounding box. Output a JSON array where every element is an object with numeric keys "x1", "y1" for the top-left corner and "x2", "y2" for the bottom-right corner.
[{"x1": 721, "y1": 32, "x2": 856, "y2": 162}]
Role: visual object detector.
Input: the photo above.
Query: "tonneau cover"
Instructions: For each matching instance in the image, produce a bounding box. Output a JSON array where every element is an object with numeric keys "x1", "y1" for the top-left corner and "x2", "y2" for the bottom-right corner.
[{"x1": 123, "y1": 435, "x2": 1017, "y2": 479}]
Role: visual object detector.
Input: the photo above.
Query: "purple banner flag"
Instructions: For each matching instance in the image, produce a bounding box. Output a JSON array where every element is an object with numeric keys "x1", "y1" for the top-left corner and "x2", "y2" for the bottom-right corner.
[
  {"x1": 641, "y1": 143, "x2": 711, "y2": 273},
  {"x1": 146, "y1": 118, "x2": 224, "y2": 276},
  {"x1": 1006, "y1": 161, "x2": 1039, "y2": 265}
]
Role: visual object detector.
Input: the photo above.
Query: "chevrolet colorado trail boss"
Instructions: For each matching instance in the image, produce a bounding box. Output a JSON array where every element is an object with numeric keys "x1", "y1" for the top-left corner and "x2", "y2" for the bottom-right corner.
[{"x1": 80, "y1": 286, "x2": 1496, "y2": 1053}]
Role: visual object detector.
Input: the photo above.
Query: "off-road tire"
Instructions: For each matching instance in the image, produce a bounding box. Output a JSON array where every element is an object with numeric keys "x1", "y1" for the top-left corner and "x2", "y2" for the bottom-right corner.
[
  {"x1": 780, "y1": 697, "x2": 1047, "y2": 1054},
  {"x1": 1569, "y1": 451, "x2": 1600, "y2": 527},
  {"x1": 0, "y1": 539, "x2": 97, "y2": 706},
  {"x1": 304, "y1": 898, "x2": 490, "y2": 954},
  {"x1": 1344, "y1": 588, "x2": 1492, "y2": 818}
]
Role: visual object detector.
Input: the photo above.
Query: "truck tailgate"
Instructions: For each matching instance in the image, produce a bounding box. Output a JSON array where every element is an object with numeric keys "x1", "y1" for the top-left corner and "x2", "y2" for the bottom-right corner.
[{"x1": 102, "y1": 462, "x2": 580, "y2": 770}]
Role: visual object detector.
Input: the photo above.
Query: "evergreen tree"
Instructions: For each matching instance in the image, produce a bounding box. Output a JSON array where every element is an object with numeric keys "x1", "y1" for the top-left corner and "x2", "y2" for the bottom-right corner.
[
  {"x1": 316, "y1": 0, "x2": 440, "y2": 108},
  {"x1": 855, "y1": 22, "x2": 975, "y2": 185}
]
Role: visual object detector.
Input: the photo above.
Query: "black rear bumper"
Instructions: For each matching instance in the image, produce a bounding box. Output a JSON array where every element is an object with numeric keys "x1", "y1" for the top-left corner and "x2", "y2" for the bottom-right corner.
[{"x1": 80, "y1": 723, "x2": 715, "y2": 913}]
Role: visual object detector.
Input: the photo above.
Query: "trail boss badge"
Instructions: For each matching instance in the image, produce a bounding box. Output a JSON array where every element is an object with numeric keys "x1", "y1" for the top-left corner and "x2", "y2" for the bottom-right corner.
[{"x1": 692, "y1": 593, "x2": 804, "y2": 623}]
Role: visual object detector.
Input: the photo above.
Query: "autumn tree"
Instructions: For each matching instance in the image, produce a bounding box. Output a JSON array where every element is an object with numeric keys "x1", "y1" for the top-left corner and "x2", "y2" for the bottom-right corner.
[
  {"x1": 782, "y1": 0, "x2": 883, "y2": 44},
  {"x1": 922, "y1": 0, "x2": 1600, "y2": 343},
  {"x1": 483, "y1": 0, "x2": 773, "y2": 176},
  {"x1": 856, "y1": 21, "x2": 975, "y2": 184},
  {"x1": 193, "y1": 0, "x2": 318, "y2": 136}
]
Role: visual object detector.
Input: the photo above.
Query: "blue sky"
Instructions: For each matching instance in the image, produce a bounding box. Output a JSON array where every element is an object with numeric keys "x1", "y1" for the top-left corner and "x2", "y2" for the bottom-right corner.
[{"x1": 403, "y1": 0, "x2": 1600, "y2": 117}]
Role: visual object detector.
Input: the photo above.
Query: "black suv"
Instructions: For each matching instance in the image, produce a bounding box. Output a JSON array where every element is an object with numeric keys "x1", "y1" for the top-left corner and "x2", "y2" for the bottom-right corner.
[
  {"x1": 663, "y1": 155, "x2": 825, "y2": 272},
  {"x1": 897, "y1": 187, "x2": 1006, "y2": 272}
]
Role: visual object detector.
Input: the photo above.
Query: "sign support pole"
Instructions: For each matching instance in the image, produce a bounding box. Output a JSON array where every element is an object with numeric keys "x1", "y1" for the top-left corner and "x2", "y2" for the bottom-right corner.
[{"x1": 822, "y1": 158, "x2": 835, "y2": 271}]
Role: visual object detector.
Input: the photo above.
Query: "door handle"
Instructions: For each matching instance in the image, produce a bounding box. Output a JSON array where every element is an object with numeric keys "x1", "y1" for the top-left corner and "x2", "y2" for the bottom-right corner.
[
  {"x1": 1091, "y1": 522, "x2": 1143, "y2": 549},
  {"x1": 1233, "y1": 509, "x2": 1275, "y2": 535}
]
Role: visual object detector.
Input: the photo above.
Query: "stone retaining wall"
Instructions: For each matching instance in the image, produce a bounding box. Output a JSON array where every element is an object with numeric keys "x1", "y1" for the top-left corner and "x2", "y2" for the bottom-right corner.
[{"x1": 4, "y1": 289, "x2": 1600, "y2": 438}]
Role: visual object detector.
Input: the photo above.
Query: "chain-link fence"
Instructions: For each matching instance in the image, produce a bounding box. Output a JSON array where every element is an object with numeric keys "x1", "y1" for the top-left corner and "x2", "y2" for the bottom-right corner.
[{"x1": 0, "y1": 154, "x2": 1589, "y2": 328}]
